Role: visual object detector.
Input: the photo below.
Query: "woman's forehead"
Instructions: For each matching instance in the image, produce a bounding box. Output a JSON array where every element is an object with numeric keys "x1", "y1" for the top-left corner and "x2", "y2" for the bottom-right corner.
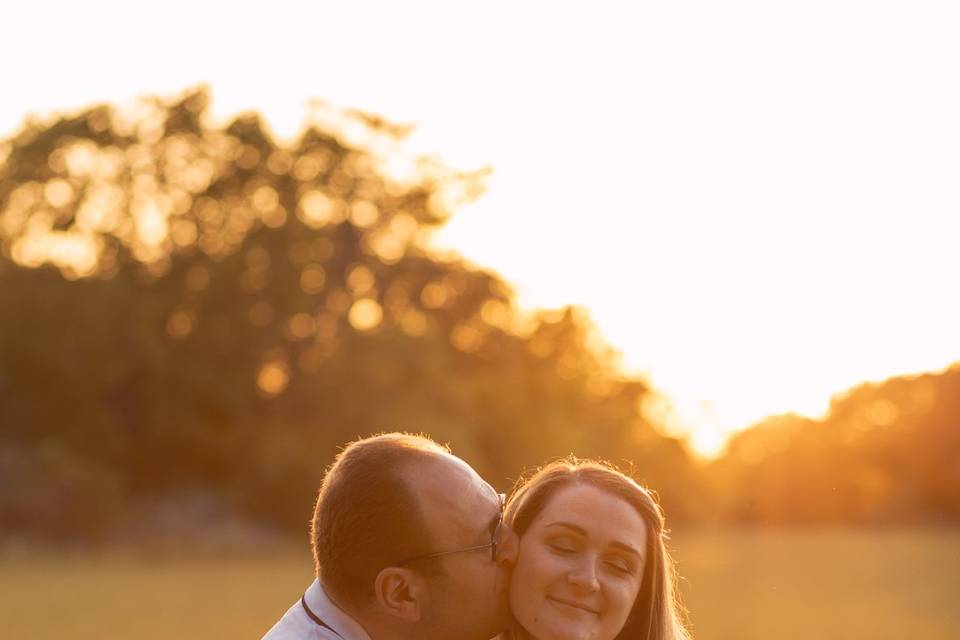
[{"x1": 532, "y1": 483, "x2": 647, "y2": 547}]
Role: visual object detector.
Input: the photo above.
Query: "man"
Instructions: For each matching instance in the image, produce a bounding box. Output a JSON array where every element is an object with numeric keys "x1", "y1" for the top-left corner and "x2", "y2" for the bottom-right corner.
[{"x1": 262, "y1": 432, "x2": 515, "y2": 640}]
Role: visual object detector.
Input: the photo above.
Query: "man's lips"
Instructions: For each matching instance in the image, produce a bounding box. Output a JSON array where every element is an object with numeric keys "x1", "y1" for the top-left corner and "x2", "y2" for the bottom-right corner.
[{"x1": 547, "y1": 596, "x2": 600, "y2": 615}]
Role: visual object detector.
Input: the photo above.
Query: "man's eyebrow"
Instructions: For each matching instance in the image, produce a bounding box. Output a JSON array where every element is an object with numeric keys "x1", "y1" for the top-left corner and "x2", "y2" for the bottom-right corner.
[{"x1": 544, "y1": 522, "x2": 644, "y2": 558}]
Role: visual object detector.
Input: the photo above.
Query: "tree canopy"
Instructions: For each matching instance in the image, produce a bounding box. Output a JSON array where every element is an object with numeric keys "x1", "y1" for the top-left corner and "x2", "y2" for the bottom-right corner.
[
  {"x1": 0, "y1": 88, "x2": 698, "y2": 540},
  {"x1": 2, "y1": 88, "x2": 957, "y2": 542},
  {"x1": 713, "y1": 365, "x2": 960, "y2": 524}
]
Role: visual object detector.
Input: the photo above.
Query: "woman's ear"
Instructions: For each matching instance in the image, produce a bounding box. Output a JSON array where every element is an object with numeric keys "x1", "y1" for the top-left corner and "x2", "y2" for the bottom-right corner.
[
  {"x1": 373, "y1": 567, "x2": 422, "y2": 622},
  {"x1": 496, "y1": 526, "x2": 519, "y2": 568}
]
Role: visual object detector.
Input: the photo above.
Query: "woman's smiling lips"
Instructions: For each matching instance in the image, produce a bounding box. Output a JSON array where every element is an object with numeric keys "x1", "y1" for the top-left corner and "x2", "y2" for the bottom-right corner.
[{"x1": 547, "y1": 595, "x2": 600, "y2": 615}]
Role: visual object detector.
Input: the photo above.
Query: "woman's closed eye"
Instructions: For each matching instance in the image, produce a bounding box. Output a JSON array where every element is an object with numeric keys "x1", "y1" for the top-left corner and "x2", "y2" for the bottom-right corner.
[
  {"x1": 604, "y1": 558, "x2": 635, "y2": 575},
  {"x1": 547, "y1": 538, "x2": 579, "y2": 554}
]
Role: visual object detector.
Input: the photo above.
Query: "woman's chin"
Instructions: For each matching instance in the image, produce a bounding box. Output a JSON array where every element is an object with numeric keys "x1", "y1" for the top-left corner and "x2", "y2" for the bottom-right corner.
[{"x1": 520, "y1": 619, "x2": 603, "y2": 640}]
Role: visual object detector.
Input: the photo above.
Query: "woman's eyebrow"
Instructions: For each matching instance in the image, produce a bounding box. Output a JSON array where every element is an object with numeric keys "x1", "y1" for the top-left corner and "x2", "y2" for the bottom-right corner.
[
  {"x1": 544, "y1": 521, "x2": 587, "y2": 535},
  {"x1": 545, "y1": 522, "x2": 644, "y2": 559},
  {"x1": 609, "y1": 541, "x2": 643, "y2": 558}
]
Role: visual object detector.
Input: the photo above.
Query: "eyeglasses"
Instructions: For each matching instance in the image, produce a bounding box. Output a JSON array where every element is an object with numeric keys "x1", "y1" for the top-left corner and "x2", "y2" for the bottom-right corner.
[{"x1": 397, "y1": 492, "x2": 506, "y2": 566}]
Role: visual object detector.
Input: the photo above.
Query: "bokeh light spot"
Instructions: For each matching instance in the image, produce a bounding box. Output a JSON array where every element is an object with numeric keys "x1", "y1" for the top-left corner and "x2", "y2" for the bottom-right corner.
[
  {"x1": 325, "y1": 288, "x2": 352, "y2": 315},
  {"x1": 364, "y1": 231, "x2": 404, "y2": 264},
  {"x1": 349, "y1": 200, "x2": 379, "y2": 228},
  {"x1": 133, "y1": 198, "x2": 169, "y2": 247},
  {"x1": 44, "y1": 179, "x2": 74, "y2": 208},
  {"x1": 292, "y1": 155, "x2": 322, "y2": 181},
  {"x1": 252, "y1": 186, "x2": 279, "y2": 213},
  {"x1": 420, "y1": 281, "x2": 448, "y2": 309},
  {"x1": 451, "y1": 324, "x2": 483, "y2": 353},
  {"x1": 236, "y1": 145, "x2": 261, "y2": 170},
  {"x1": 346, "y1": 264, "x2": 375, "y2": 295},
  {"x1": 288, "y1": 313, "x2": 317, "y2": 340},
  {"x1": 166, "y1": 310, "x2": 196, "y2": 339},
  {"x1": 480, "y1": 299, "x2": 509, "y2": 328},
  {"x1": 867, "y1": 400, "x2": 899, "y2": 428},
  {"x1": 261, "y1": 205, "x2": 288, "y2": 228},
  {"x1": 267, "y1": 150, "x2": 293, "y2": 175},
  {"x1": 298, "y1": 191, "x2": 334, "y2": 228},
  {"x1": 257, "y1": 361, "x2": 290, "y2": 397},
  {"x1": 64, "y1": 142, "x2": 97, "y2": 177},
  {"x1": 9, "y1": 182, "x2": 41, "y2": 211},
  {"x1": 348, "y1": 298, "x2": 383, "y2": 332},
  {"x1": 400, "y1": 309, "x2": 428, "y2": 337},
  {"x1": 182, "y1": 160, "x2": 214, "y2": 193},
  {"x1": 300, "y1": 264, "x2": 327, "y2": 294}
]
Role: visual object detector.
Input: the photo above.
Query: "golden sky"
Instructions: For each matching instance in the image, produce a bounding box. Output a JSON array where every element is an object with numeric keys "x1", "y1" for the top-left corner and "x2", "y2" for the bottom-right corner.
[{"x1": 4, "y1": 1, "x2": 960, "y2": 455}]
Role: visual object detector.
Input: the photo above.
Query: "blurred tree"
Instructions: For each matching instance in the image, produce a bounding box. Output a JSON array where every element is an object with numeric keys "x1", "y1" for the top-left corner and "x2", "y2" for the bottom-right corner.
[
  {"x1": 712, "y1": 367, "x2": 960, "y2": 524},
  {"x1": 0, "y1": 88, "x2": 698, "y2": 539}
]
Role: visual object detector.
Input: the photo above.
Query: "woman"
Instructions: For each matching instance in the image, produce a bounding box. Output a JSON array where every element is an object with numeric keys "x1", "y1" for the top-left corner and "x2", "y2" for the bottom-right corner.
[{"x1": 501, "y1": 459, "x2": 690, "y2": 640}]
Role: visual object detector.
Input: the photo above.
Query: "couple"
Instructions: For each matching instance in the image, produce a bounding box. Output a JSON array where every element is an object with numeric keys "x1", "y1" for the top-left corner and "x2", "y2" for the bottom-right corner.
[{"x1": 262, "y1": 433, "x2": 689, "y2": 640}]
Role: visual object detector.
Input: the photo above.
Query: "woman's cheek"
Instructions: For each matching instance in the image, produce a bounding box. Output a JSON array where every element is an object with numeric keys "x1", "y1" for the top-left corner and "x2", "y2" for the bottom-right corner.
[
  {"x1": 608, "y1": 576, "x2": 643, "y2": 629},
  {"x1": 510, "y1": 542, "x2": 556, "y2": 627}
]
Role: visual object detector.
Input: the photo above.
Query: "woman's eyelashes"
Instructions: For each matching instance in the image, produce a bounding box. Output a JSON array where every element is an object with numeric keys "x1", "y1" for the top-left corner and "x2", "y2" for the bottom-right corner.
[
  {"x1": 545, "y1": 537, "x2": 638, "y2": 576},
  {"x1": 605, "y1": 558, "x2": 635, "y2": 575},
  {"x1": 547, "y1": 538, "x2": 578, "y2": 554}
]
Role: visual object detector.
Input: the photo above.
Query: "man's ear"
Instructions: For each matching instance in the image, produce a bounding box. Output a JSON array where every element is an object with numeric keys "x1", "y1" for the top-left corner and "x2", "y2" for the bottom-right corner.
[
  {"x1": 373, "y1": 567, "x2": 423, "y2": 622},
  {"x1": 496, "y1": 526, "x2": 519, "y2": 568}
]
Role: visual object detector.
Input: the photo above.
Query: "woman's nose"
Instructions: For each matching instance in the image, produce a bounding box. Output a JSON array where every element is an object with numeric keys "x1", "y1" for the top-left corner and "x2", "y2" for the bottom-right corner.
[{"x1": 566, "y1": 558, "x2": 600, "y2": 592}]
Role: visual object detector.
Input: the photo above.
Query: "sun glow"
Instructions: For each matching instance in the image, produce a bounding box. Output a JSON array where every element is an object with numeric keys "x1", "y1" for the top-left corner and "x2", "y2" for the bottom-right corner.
[{"x1": 3, "y1": 1, "x2": 959, "y2": 456}]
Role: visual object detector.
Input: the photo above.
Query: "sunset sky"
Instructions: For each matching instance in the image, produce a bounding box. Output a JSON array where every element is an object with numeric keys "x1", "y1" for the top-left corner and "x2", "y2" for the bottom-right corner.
[{"x1": 4, "y1": 1, "x2": 959, "y2": 454}]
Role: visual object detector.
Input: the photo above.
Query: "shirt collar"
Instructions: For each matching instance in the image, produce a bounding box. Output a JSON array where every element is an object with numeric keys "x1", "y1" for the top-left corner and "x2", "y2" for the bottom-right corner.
[{"x1": 304, "y1": 579, "x2": 373, "y2": 640}]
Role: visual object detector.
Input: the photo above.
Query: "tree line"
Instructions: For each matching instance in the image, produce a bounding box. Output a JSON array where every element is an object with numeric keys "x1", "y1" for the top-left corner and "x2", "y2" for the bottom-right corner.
[{"x1": 1, "y1": 89, "x2": 956, "y2": 542}]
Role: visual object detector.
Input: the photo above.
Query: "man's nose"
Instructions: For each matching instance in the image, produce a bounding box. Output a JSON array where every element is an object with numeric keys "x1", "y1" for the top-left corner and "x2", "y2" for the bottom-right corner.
[{"x1": 566, "y1": 557, "x2": 601, "y2": 592}]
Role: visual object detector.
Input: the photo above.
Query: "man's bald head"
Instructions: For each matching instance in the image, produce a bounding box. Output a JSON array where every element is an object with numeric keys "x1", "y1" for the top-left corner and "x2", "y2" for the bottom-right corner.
[{"x1": 310, "y1": 433, "x2": 453, "y2": 607}]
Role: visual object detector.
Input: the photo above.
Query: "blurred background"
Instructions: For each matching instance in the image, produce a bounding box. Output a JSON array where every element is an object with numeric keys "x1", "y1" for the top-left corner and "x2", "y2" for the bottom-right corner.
[{"x1": 2, "y1": 2, "x2": 959, "y2": 639}]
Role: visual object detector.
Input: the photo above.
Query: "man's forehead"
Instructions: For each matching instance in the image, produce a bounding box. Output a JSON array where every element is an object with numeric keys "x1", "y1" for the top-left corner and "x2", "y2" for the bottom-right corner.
[
  {"x1": 411, "y1": 451, "x2": 478, "y2": 484},
  {"x1": 443, "y1": 454, "x2": 500, "y2": 498},
  {"x1": 408, "y1": 453, "x2": 497, "y2": 509}
]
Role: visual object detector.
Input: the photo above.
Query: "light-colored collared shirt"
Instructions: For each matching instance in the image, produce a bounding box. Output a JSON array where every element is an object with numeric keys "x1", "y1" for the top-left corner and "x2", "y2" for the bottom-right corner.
[{"x1": 261, "y1": 579, "x2": 372, "y2": 640}]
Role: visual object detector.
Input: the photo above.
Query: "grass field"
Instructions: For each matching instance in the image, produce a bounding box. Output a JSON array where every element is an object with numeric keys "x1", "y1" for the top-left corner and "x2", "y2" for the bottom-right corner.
[
  {"x1": 671, "y1": 528, "x2": 960, "y2": 640},
  {"x1": 2, "y1": 528, "x2": 958, "y2": 639}
]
